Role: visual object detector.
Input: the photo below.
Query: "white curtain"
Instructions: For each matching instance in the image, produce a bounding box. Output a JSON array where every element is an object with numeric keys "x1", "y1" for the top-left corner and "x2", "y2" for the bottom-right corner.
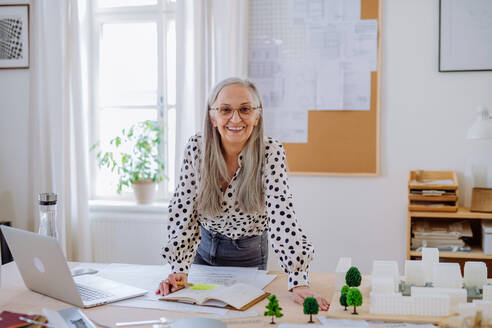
[
  {"x1": 211, "y1": 0, "x2": 249, "y2": 81},
  {"x1": 28, "y1": 0, "x2": 92, "y2": 261},
  {"x1": 175, "y1": 0, "x2": 249, "y2": 179}
]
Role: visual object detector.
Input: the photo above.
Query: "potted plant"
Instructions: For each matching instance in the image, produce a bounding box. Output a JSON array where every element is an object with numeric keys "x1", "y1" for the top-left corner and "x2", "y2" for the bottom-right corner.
[{"x1": 91, "y1": 120, "x2": 165, "y2": 204}]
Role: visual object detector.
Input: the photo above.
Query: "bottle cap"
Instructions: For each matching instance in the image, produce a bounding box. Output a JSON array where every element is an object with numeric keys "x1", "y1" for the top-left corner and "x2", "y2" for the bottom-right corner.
[{"x1": 39, "y1": 193, "x2": 57, "y2": 205}]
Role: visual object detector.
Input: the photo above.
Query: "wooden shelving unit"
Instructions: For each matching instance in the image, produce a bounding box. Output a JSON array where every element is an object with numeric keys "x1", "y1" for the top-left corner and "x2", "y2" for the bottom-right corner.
[{"x1": 407, "y1": 208, "x2": 492, "y2": 276}]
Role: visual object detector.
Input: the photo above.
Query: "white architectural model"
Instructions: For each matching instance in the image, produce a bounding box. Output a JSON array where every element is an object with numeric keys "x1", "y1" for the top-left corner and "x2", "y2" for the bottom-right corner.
[
  {"x1": 369, "y1": 292, "x2": 450, "y2": 316},
  {"x1": 458, "y1": 300, "x2": 492, "y2": 321},
  {"x1": 404, "y1": 260, "x2": 426, "y2": 286},
  {"x1": 421, "y1": 247, "x2": 439, "y2": 282},
  {"x1": 484, "y1": 285, "x2": 492, "y2": 301},
  {"x1": 371, "y1": 260, "x2": 399, "y2": 293},
  {"x1": 369, "y1": 248, "x2": 491, "y2": 318},
  {"x1": 335, "y1": 257, "x2": 352, "y2": 289},
  {"x1": 371, "y1": 277, "x2": 395, "y2": 294},
  {"x1": 411, "y1": 287, "x2": 466, "y2": 314},
  {"x1": 463, "y1": 261, "x2": 487, "y2": 289},
  {"x1": 432, "y1": 263, "x2": 463, "y2": 289}
]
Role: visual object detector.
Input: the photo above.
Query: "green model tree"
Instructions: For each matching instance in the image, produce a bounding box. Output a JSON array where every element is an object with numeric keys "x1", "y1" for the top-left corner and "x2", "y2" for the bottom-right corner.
[
  {"x1": 303, "y1": 297, "x2": 319, "y2": 323},
  {"x1": 340, "y1": 285, "x2": 350, "y2": 311},
  {"x1": 346, "y1": 287, "x2": 363, "y2": 315},
  {"x1": 264, "y1": 295, "x2": 283, "y2": 324},
  {"x1": 345, "y1": 266, "x2": 362, "y2": 287},
  {"x1": 339, "y1": 292, "x2": 348, "y2": 311}
]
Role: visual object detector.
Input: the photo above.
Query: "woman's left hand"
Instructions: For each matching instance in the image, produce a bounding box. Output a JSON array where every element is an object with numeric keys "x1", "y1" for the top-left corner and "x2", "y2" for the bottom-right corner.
[{"x1": 291, "y1": 286, "x2": 330, "y2": 311}]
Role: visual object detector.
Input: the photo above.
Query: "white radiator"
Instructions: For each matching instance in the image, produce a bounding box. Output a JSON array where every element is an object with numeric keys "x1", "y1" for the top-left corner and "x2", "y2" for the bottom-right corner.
[{"x1": 90, "y1": 207, "x2": 168, "y2": 265}]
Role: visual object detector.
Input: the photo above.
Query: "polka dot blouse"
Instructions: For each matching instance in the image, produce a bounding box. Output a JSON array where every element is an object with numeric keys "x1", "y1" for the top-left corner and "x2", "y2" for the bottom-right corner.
[{"x1": 161, "y1": 133, "x2": 314, "y2": 290}]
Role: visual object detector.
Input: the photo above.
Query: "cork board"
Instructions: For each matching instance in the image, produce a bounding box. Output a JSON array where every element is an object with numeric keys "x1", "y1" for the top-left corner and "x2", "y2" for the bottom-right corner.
[
  {"x1": 248, "y1": 0, "x2": 382, "y2": 176},
  {"x1": 283, "y1": 0, "x2": 381, "y2": 176}
]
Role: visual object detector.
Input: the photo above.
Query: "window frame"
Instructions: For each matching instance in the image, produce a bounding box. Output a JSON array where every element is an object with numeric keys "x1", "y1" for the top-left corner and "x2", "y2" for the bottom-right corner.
[{"x1": 89, "y1": 0, "x2": 176, "y2": 202}]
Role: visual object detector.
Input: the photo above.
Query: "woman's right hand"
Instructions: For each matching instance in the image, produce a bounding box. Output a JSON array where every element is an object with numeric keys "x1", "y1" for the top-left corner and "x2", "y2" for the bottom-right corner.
[{"x1": 155, "y1": 273, "x2": 188, "y2": 296}]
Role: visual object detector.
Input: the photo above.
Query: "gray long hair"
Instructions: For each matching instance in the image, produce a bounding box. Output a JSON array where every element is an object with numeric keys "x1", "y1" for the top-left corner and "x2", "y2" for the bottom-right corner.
[{"x1": 196, "y1": 77, "x2": 265, "y2": 217}]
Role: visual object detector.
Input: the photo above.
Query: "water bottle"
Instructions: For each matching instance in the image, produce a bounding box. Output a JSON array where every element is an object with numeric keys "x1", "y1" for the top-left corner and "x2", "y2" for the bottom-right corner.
[{"x1": 38, "y1": 193, "x2": 59, "y2": 240}]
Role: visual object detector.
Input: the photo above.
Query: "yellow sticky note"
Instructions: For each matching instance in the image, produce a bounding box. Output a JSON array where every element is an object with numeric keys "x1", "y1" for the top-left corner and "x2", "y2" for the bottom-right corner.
[{"x1": 190, "y1": 283, "x2": 217, "y2": 290}]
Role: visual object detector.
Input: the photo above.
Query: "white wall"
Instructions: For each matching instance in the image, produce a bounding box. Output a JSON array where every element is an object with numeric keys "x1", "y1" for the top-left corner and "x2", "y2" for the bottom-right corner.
[
  {"x1": 1, "y1": 0, "x2": 492, "y2": 274},
  {"x1": 0, "y1": 0, "x2": 31, "y2": 231}
]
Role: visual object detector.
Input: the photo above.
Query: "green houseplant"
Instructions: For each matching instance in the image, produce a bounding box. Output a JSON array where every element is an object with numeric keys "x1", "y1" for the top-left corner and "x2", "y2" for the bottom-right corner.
[{"x1": 91, "y1": 120, "x2": 165, "y2": 204}]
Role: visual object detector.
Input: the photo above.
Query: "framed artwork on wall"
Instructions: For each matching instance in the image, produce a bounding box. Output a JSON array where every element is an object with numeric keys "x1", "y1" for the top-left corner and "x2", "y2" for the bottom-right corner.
[
  {"x1": 0, "y1": 4, "x2": 30, "y2": 69},
  {"x1": 439, "y1": 0, "x2": 492, "y2": 72}
]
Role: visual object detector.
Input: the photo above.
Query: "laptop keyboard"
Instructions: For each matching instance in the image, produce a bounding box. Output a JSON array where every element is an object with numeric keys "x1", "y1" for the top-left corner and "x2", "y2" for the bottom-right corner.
[{"x1": 76, "y1": 284, "x2": 113, "y2": 302}]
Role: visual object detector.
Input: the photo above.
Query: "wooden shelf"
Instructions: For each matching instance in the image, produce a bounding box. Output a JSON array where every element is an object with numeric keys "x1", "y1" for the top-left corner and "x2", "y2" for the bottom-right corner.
[
  {"x1": 409, "y1": 246, "x2": 492, "y2": 260},
  {"x1": 409, "y1": 207, "x2": 492, "y2": 220},
  {"x1": 406, "y1": 207, "x2": 492, "y2": 275}
]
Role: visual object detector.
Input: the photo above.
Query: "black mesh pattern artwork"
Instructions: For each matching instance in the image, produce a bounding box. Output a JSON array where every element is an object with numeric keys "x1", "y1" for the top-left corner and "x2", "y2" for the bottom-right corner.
[{"x1": 0, "y1": 18, "x2": 23, "y2": 59}]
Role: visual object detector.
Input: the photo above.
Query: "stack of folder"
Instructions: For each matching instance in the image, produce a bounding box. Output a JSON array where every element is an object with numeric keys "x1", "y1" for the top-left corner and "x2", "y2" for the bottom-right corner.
[
  {"x1": 408, "y1": 170, "x2": 458, "y2": 212},
  {"x1": 411, "y1": 220, "x2": 472, "y2": 251}
]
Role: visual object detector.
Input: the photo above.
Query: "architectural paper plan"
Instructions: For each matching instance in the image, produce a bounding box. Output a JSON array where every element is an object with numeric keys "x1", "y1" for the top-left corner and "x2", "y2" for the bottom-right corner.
[
  {"x1": 307, "y1": 24, "x2": 343, "y2": 60},
  {"x1": 96, "y1": 263, "x2": 275, "y2": 314},
  {"x1": 343, "y1": 20, "x2": 378, "y2": 70},
  {"x1": 340, "y1": 0, "x2": 362, "y2": 21},
  {"x1": 248, "y1": 0, "x2": 378, "y2": 141},
  {"x1": 96, "y1": 263, "x2": 228, "y2": 313},
  {"x1": 248, "y1": 44, "x2": 279, "y2": 79},
  {"x1": 253, "y1": 270, "x2": 277, "y2": 289},
  {"x1": 188, "y1": 264, "x2": 276, "y2": 289},
  {"x1": 317, "y1": 317, "x2": 370, "y2": 327},
  {"x1": 112, "y1": 298, "x2": 228, "y2": 314},
  {"x1": 264, "y1": 108, "x2": 308, "y2": 143},
  {"x1": 316, "y1": 60, "x2": 342, "y2": 109},
  {"x1": 342, "y1": 62, "x2": 371, "y2": 110},
  {"x1": 278, "y1": 61, "x2": 317, "y2": 109},
  {"x1": 97, "y1": 263, "x2": 171, "y2": 300},
  {"x1": 291, "y1": 0, "x2": 361, "y2": 24}
]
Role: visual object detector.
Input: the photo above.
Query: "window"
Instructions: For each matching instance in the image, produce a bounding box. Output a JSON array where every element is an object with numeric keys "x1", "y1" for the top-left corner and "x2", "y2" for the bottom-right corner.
[{"x1": 90, "y1": 0, "x2": 176, "y2": 201}]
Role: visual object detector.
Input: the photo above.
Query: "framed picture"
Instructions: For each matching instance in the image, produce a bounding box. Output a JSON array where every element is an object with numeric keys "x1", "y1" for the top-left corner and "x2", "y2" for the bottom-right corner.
[
  {"x1": 439, "y1": 0, "x2": 492, "y2": 72},
  {"x1": 0, "y1": 4, "x2": 30, "y2": 69}
]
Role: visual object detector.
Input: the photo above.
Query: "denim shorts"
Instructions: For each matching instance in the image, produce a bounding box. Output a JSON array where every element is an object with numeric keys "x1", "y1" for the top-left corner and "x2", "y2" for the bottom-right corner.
[{"x1": 193, "y1": 225, "x2": 268, "y2": 270}]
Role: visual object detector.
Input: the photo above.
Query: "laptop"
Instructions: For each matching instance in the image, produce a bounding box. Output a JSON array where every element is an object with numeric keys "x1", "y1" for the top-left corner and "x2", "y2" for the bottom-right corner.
[{"x1": 1, "y1": 225, "x2": 147, "y2": 308}]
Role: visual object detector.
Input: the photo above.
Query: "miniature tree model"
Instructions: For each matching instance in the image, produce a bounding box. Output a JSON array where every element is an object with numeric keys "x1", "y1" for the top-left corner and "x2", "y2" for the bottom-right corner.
[
  {"x1": 346, "y1": 287, "x2": 363, "y2": 315},
  {"x1": 345, "y1": 266, "x2": 362, "y2": 287},
  {"x1": 339, "y1": 292, "x2": 348, "y2": 311},
  {"x1": 340, "y1": 285, "x2": 350, "y2": 310},
  {"x1": 264, "y1": 295, "x2": 283, "y2": 324},
  {"x1": 303, "y1": 297, "x2": 319, "y2": 323}
]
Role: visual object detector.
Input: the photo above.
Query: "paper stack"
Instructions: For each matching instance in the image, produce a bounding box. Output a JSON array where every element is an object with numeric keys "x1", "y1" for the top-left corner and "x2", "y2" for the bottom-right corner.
[{"x1": 411, "y1": 221, "x2": 472, "y2": 252}]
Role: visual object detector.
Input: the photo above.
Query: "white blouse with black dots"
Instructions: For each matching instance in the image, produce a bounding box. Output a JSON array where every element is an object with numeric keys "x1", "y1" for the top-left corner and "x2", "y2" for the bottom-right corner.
[{"x1": 161, "y1": 133, "x2": 314, "y2": 290}]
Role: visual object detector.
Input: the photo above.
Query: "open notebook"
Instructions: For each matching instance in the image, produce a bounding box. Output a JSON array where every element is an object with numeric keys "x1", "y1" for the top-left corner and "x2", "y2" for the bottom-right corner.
[{"x1": 159, "y1": 283, "x2": 269, "y2": 311}]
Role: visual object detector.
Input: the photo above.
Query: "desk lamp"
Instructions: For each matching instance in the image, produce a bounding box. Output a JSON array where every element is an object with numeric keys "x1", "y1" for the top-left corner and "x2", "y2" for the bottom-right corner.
[{"x1": 467, "y1": 106, "x2": 492, "y2": 139}]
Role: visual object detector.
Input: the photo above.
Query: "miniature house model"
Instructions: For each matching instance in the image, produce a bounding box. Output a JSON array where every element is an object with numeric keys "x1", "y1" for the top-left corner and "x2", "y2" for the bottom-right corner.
[{"x1": 367, "y1": 248, "x2": 491, "y2": 319}]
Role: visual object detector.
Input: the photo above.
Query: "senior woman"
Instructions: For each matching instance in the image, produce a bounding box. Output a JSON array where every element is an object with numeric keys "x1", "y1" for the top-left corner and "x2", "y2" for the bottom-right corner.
[{"x1": 156, "y1": 77, "x2": 329, "y2": 310}]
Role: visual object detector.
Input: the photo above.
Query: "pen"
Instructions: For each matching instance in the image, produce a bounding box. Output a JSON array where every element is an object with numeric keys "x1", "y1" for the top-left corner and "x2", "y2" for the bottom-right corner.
[
  {"x1": 19, "y1": 316, "x2": 55, "y2": 328},
  {"x1": 164, "y1": 280, "x2": 193, "y2": 287},
  {"x1": 176, "y1": 281, "x2": 194, "y2": 287}
]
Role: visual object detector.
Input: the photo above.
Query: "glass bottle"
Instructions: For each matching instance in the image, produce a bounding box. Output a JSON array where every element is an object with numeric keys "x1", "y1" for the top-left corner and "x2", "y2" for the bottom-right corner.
[{"x1": 38, "y1": 193, "x2": 58, "y2": 240}]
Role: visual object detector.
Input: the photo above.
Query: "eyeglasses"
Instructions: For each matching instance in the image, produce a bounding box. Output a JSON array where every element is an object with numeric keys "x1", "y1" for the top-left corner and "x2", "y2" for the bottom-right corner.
[{"x1": 211, "y1": 105, "x2": 261, "y2": 119}]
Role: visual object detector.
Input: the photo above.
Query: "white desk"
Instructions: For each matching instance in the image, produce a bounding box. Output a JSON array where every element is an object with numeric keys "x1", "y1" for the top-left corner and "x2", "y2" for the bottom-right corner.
[{"x1": 0, "y1": 262, "x2": 334, "y2": 327}]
